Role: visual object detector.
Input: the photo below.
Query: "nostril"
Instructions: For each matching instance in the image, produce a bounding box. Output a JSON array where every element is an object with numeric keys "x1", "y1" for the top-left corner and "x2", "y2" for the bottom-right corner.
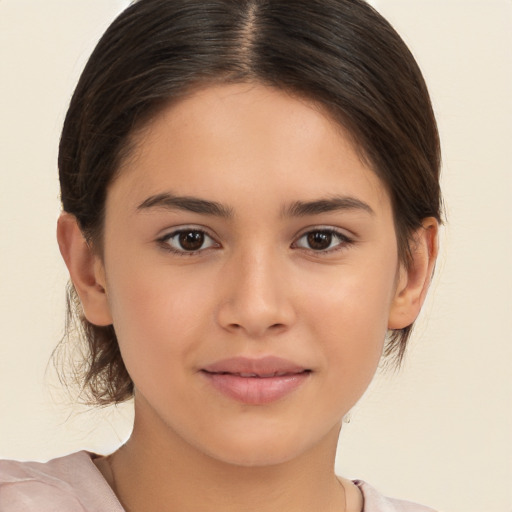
[
  {"x1": 268, "y1": 323, "x2": 287, "y2": 333},
  {"x1": 216, "y1": 295, "x2": 295, "y2": 337}
]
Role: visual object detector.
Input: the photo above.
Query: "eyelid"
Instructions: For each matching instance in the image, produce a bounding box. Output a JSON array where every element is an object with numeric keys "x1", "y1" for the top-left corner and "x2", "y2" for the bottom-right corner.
[
  {"x1": 155, "y1": 224, "x2": 354, "y2": 256},
  {"x1": 156, "y1": 225, "x2": 221, "y2": 255},
  {"x1": 292, "y1": 226, "x2": 355, "y2": 254}
]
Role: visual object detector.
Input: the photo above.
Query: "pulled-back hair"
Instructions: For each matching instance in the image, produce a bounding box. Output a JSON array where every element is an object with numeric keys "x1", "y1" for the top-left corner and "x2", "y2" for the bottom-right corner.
[{"x1": 58, "y1": 0, "x2": 441, "y2": 405}]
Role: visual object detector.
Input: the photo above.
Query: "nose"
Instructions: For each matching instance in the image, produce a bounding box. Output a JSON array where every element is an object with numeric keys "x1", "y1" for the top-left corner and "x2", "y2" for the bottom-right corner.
[{"x1": 216, "y1": 248, "x2": 296, "y2": 339}]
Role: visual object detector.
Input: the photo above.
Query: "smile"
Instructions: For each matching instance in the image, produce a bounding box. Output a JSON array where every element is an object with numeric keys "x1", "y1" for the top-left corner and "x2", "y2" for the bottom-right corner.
[{"x1": 200, "y1": 356, "x2": 312, "y2": 405}]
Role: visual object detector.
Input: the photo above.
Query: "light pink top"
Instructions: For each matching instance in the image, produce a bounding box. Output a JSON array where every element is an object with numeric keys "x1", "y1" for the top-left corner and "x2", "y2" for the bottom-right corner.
[{"x1": 0, "y1": 451, "x2": 438, "y2": 511}]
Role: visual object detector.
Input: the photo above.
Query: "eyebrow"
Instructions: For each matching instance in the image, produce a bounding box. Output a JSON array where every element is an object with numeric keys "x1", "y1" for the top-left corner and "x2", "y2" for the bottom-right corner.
[
  {"x1": 282, "y1": 196, "x2": 375, "y2": 217},
  {"x1": 137, "y1": 193, "x2": 374, "y2": 219},
  {"x1": 137, "y1": 193, "x2": 233, "y2": 218}
]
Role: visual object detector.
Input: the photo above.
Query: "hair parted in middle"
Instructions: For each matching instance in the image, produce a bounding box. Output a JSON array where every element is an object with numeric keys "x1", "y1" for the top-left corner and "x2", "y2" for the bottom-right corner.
[{"x1": 57, "y1": 0, "x2": 441, "y2": 405}]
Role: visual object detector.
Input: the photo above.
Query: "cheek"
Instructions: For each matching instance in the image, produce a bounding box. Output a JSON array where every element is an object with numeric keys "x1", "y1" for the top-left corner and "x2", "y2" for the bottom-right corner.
[
  {"x1": 300, "y1": 261, "x2": 396, "y2": 393},
  {"x1": 104, "y1": 260, "x2": 216, "y2": 379},
  {"x1": 304, "y1": 260, "x2": 394, "y2": 337}
]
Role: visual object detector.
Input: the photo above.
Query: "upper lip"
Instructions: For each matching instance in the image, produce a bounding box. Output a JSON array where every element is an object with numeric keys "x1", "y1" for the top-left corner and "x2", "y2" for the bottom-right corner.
[{"x1": 201, "y1": 356, "x2": 310, "y2": 377}]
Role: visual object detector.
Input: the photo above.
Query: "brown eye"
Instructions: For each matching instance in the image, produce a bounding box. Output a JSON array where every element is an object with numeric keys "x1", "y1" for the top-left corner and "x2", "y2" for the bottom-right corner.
[
  {"x1": 307, "y1": 231, "x2": 333, "y2": 250},
  {"x1": 178, "y1": 231, "x2": 205, "y2": 251},
  {"x1": 294, "y1": 229, "x2": 351, "y2": 253},
  {"x1": 161, "y1": 229, "x2": 218, "y2": 254}
]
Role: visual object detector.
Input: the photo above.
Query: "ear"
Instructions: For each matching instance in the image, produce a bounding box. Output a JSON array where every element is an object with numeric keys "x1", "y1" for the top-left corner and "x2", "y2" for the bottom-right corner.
[
  {"x1": 388, "y1": 217, "x2": 439, "y2": 330},
  {"x1": 57, "y1": 212, "x2": 113, "y2": 326}
]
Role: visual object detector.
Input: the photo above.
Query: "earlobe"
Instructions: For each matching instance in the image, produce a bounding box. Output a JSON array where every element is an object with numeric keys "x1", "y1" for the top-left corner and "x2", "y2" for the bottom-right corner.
[
  {"x1": 388, "y1": 217, "x2": 439, "y2": 330},
  {"x1": 57, "y1": 213, "x2": 113, "y2": 326}
]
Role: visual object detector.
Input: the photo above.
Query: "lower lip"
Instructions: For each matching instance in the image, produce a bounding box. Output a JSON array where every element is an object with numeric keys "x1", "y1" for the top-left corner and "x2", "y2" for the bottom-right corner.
[{"x1": 202, "y1": 371, "x2": 310, "y2": 405}]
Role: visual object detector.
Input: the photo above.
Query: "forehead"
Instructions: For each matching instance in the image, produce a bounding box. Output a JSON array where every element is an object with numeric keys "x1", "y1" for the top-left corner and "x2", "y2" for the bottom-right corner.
[{"x1": 112, "y1": 83, "x2": 390, "y2": 216}]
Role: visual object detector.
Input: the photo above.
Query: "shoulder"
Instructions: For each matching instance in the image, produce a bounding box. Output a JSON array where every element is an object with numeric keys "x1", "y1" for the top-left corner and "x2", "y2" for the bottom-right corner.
[
  {"x1": 0, "y1": 451, "x2": 123, "y2": 512},
  {"x1": 354, "y1": 480, "x2": 439, "y2": 512}
]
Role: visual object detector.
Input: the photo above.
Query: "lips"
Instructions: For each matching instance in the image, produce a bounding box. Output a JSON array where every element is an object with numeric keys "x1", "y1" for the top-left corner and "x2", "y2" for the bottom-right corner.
[{"x1": 200, "y1": 356, "x2": 311, "y2": 405}]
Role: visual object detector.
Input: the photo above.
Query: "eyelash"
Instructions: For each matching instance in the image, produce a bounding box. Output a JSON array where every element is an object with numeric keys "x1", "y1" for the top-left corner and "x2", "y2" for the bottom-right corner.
[
  {"x1": 157, "y1": 228, "x2": 219, "y2": 256},
  {"x1": 157, "y1": 227, "x2": 354, "y2": 256},
  {"x1": 293, "y1": 228, "x2": 354, "y2": 255}
]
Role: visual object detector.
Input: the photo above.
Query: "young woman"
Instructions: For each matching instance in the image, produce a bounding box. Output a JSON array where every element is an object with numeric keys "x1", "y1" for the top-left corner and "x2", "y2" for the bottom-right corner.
[{"x1": 0, "y1": 1, "x2": 441, "y2": 510}]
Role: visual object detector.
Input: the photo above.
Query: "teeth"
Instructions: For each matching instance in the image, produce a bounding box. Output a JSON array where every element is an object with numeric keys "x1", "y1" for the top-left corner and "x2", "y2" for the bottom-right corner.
[{"x1": 238, "y1": 372, "x2": 258, "y2": 377}]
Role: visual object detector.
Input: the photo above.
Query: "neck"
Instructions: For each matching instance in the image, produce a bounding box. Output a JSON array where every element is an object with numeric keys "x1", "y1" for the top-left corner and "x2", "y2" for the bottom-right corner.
[{"x1": 105, "y1": 400, "x2": 347, "y2": 512}]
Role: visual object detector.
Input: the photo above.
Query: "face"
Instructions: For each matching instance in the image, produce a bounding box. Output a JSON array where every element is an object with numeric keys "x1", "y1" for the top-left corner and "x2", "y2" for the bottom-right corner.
[{"x1": 98, "y1": 83, "x2": 403, "y2": 466}]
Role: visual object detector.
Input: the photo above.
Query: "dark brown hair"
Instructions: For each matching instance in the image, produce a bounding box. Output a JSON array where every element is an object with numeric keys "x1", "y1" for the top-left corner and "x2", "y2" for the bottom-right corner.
[{"x1": 58, "y1": 0, "x2": 441, "y2": 405}]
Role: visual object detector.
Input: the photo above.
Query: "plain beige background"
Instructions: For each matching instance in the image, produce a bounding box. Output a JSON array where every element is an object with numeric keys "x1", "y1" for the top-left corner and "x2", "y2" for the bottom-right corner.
[{"x1": 0, "y1": 1, "x2": 510, "y2": 511}]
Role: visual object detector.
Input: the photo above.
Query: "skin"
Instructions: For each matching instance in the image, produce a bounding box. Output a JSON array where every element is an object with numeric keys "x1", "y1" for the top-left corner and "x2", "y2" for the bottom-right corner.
[{"x1": 58, "y1": 83, "x2": 438, "y2": 512}]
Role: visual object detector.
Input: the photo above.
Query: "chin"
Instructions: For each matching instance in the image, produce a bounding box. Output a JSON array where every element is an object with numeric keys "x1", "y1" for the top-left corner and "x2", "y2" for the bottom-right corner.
[
  {"x1": 208, "y1": 445, "x2": 302, "y2": 468},
  {"x1": 194, "y1": 425, "x2": 326, "y2": 468}
]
